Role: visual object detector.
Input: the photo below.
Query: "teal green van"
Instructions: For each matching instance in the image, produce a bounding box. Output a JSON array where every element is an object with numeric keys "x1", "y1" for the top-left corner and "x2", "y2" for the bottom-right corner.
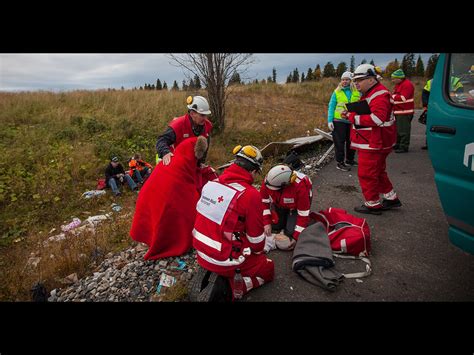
[{"x1": 427, "y1": 53, "x2": 474, "y2": 254}]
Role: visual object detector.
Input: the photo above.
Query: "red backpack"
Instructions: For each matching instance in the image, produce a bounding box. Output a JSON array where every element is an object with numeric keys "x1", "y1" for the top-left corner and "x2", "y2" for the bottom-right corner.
[
  {"x1": 96, "y1": 178, "x2": 107, "y2": 190},
  {"x1": 310, "y1": 207, "x2": 371, "y2": 257}
]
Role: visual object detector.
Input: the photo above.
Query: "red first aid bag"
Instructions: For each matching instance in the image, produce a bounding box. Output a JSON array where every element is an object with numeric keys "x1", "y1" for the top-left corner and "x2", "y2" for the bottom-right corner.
[
  {"x1": 310, "y1": 207, "x2": 371, "y2": 257},
  {"x1": 97, "y1": 178, "x2": 106, "y2": 190}
]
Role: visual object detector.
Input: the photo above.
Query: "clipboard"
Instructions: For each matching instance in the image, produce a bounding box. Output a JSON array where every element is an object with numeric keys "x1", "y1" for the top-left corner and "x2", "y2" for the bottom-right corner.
[{"x1": 345, "y1": 100, "x2": 371, "y2": 115}]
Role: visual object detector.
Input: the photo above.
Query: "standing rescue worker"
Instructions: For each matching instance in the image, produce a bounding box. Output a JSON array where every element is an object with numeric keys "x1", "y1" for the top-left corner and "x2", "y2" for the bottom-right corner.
[
  {"x1": 260, "y1": 164, "x2": 313, "y2": 250},
  {"x1": 341, "y1": 64, "x2": 402, "y2": 214},
  {"x1": 156, "y1": 95, "x2": 213, "y2": 165},
  {"x1": 155, "y1": 95, "x2": 217, "y2": 192},
  {"x1": 390, "y1": 69, "x2": 415, "y2": 153},
  {"x1": 327, "y1": 71, "x2": 361, "y2": 171},
  {"x1": 192, "y1": 145, "x2": 274, "y2": 301}
]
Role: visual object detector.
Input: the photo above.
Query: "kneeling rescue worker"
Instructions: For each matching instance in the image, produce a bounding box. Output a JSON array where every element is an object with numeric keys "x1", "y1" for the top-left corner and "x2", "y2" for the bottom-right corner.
[
  {"x1": 260, "y1": 164, "x2": 313, "y2": 250},
  {"x1": 191, "y1": 144, "x2": 274, "y2": 301}
]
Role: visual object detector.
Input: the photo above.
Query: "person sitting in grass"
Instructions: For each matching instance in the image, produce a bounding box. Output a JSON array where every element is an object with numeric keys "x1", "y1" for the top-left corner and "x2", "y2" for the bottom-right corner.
[{"x1": 105, "y1": 156, "x2": 138, "y2": 196}]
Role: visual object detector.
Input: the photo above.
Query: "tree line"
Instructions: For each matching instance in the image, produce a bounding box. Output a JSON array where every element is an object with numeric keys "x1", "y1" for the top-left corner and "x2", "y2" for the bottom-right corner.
[
  {"x1": 124, "y1": 53, "x2": 439, "y2": 91},
  {"x1": 284, "y1": 54, "x2": 439, "y2": 84}
]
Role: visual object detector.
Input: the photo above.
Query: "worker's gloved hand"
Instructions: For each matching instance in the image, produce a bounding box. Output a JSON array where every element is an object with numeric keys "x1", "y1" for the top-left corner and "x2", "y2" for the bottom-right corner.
[
  {"x1": 162, "y1": 152, "x2": 174, "y2": 165},
  {"x1": 328, "y1": 122, "x2": 334, "y2": 131}
]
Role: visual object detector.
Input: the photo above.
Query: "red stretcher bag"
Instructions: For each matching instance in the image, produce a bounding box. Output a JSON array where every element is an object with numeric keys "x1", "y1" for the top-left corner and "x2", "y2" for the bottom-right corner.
[{"x1": 310, "y1": 207, "x2": 371, "y2": 257}]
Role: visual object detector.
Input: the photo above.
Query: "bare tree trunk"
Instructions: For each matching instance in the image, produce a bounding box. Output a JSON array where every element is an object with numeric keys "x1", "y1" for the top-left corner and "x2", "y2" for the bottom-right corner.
[{"x1": 168, "y1": 53, "x2": 254, "y2": 134}]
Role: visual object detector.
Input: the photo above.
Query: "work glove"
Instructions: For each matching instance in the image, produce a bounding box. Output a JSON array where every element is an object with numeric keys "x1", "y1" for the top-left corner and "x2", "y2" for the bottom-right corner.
[{"x1": 328, "y1": 122, "x2": 334, "y2": 131}]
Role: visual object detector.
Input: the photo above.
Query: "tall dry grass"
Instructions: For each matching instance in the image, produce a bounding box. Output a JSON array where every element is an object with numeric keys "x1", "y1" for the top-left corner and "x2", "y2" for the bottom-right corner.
[{"x1": 0, "y1": 77, "x2": 426, "y2": 300}]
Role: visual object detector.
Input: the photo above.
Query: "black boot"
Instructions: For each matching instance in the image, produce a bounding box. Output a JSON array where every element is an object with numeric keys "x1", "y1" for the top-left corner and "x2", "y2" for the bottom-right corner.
[
  {"x1": 354, "y1": 205, "x2": 382, "y2": 215},
  {"x1": 381, "y1": 198, "x2": 402, "y2": 210}
]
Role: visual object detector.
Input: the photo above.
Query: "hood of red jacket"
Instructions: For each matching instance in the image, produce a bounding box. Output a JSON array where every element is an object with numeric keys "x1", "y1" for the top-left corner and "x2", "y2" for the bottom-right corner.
[{"x1": 219, "y1": 163, "x2": 255, "y2": 186}]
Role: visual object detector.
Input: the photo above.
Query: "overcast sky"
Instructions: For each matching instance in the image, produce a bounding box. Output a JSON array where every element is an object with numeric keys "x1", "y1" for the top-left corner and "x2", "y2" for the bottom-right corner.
[{"x1": 0, "y1": 53, "x2": 435, "y2": 92}]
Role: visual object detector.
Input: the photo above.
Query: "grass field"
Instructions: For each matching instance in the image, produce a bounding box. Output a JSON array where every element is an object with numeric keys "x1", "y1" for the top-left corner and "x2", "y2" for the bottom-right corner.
[{"x1": 0, "y1": 77, "x2": 426, "y2": 300}]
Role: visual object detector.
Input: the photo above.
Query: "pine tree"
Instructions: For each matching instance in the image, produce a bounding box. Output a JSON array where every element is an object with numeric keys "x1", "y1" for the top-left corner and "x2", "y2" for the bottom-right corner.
[
  {"x1": 425, "y1": 54, "x2": 439, "y2": 79},
  {"x1": 385, "y1": 60, "x2": 401, "y2": 78},
  {"x1": 272, "y1": 67, "x2": 277, "y2": 83},
  {"x1": 151, "y1": 84, "x2": 155, "y2": 90},
  {"x1": 301, "y1": 72, "x2": 305, "y2": 82},
  {"x1": 182, "y1": 80, "x2": 188, "y2": 91},
  {"x1": 267, "y1": 76, "x2": 272, "y2": 83},
  {"x1": 370, "y1": 59, "x2": 375, "y2": 66},
  {"x1": 306, "y1": 67, "x2": 313, "y2": 81},
  {"x1": 350, "y1": 56, "x2": 355, "y2": 72},
  {"x1": 163, "y1": 81, "x2": 168, "y2": 90},
  {"x1": 401, "y1": 53, "x2": 416, "y2": 77},
  {"x1": 323, "y1": 62, "x2": 336, "y2": 77},
  {"x1": 286, "y1": 73, "x2": 292, "y2": 83},
  {"x1": 229, "y1": 72, "x2": 241, "y2": 85},
  {"x1": 194, "y1": 75, "x2": 201, "y2": 89},
  {"x1": 121, "y1": 86, "x2": 124, "y2": 90},
  {"x1": 139, "y1": 86, "x2": 143, "y2": 90},
  {"x1": 292, "y1": 68, "x2": 299, "y2": 83},
  {"x1": 172, "y1": 80, "x2": 179, "y2": 90},
  {"x1": 360, "y1": 59, "x2": 367, "y2": 65},
  {"x1": 336, "y1": 62, "x2": 347, "y2": 78},
  {"x1": 314, "y1": 64, "x2": 321, "y2": 81},
  {"x1": 415, "y1": 55, "x2": 425, "y2": 77},
  {"x1": 156, "y1": 79, "x2": 162, "y2": 90},
  {"x1": 188, "y1": 78, "x2": 195, "y2": 89}
]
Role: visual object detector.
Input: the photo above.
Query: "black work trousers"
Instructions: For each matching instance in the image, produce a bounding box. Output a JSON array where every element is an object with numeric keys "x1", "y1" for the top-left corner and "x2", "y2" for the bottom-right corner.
[{"x1": 332, "y1": 121, "x2": 355, "y2": 163}]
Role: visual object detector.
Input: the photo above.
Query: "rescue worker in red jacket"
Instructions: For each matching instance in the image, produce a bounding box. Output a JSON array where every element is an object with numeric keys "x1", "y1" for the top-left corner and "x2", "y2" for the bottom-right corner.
[
  {"x1": 260, "y1": 164, "x2": 313, "y2": 250},
  {"x1": 192, "y1": 145, "x2": 274, "y2": 301},
  {"x1": 156, "y1": 95, "x2": 213, "y2": 165},
  {"x1": 341, "y1": 64, "x2": 402, "y2": 214},
  {"x1": 390, "y1": 69, "x2": 415, "y2": 153},
  {"x1": 155, "y1": 95, "x2": 217, "y2": 193}
]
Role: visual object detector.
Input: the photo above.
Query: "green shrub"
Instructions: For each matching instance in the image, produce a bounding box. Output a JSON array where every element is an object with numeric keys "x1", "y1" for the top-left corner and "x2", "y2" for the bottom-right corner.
[{"x1": 85, "y1": 117, "x2": 107, "y2": 134}]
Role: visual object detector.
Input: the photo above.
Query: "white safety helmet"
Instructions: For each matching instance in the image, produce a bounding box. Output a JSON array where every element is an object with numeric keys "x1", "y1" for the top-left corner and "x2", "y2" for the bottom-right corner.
[
  {"x1": 264, "y1": 164, "x2": 296, "y2": 190},
  {"x1": 187, "y1": 95, "x2": 211, "y2": 115},
  {"x1": 233, "y1": 145, "x2": 264, "y2": 171},
  {"x1": 352, "y1": 64, "x2": 377, "y2": 80},
  {"x1": 341, "y1": 71, "x2": 353, "y2": 80}
]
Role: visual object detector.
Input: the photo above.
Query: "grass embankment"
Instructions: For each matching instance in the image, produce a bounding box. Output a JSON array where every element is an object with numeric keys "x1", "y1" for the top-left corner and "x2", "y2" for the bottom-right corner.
[{"x1": 0, "y1": 78, "x2": 425, "y2": 300}]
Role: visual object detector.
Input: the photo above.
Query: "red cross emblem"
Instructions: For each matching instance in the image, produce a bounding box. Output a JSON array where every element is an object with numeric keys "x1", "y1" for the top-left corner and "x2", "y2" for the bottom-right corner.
[{"x1": 218, "y1": 196, "x2": 224, "y2": 203}]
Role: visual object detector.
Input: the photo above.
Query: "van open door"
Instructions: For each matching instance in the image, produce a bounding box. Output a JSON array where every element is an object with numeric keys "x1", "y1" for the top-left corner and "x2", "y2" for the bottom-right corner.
[{"x1": 427, "y1": 53, "x2": 474, "y2": 254}]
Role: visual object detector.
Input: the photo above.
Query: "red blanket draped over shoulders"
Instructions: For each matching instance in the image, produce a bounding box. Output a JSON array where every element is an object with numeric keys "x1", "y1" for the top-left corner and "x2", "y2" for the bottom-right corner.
[{"x1": 130, "y1": 137, "x2": 200, "y2": 260}]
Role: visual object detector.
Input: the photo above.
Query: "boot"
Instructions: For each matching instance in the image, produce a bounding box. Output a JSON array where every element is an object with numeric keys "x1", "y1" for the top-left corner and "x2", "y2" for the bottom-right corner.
[
  {"x1": 381, "y1": 198, "x2": 402, "y2": 210},
  {"x1": 354, "y1": 205, "x2": 382, "y2": 215}
]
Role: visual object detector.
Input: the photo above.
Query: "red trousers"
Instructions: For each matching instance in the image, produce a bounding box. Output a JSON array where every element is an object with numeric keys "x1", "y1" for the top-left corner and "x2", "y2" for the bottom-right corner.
[
  {"x1": 212, "y1": 254, "x2": 274, "y2": 297},
  {"x1": 357, "y1": 150, "x2": 394, "y2": 206}
]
